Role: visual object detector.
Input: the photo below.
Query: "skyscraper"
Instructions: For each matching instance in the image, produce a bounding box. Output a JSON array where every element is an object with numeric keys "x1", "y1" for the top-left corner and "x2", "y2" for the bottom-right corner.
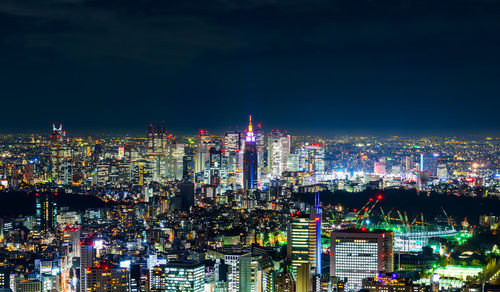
[
  {"x1": 243, "y1": 115, "x2": 258, "y2": 191},
  {"x1": 35, "y1": 192, "x2": 57, "y2": 232},
  {"x1": 49, "y1": 123, "x2": 72, "y2": 185},
  {"x1": 80, "y1": 240, "x2": 96, "y2": 292},
  {"x1": 296, "y1": 263, "x2": 311, "y2": 292},
  {"x1": 163, "y1": 262, "x2": 204, "y2": 292},
  {"x1": 420, "y1": 153, "x2": 439, "y2": 177},
  {"x1": 83, "y1": 263, "x2": 128, "y2": 292},
  {"x1": 287, "y1": 193, "x2": 322, "y2": 278},
  {"x1": 330, "y1": 229, "x2": 394, "y2": 291},
  {"x1": 267, "y1": 130, "x2": 290, "y2": 178}
]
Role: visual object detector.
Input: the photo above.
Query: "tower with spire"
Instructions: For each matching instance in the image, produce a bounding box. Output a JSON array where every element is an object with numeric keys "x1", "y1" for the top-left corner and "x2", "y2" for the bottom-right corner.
[{"x1": 243, "y1": 115, "x2": 258, "y2": 191}]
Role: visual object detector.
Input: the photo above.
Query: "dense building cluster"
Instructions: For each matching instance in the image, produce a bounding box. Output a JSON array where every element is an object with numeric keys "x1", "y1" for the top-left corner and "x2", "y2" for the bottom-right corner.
[{"x1": 0, "y1": 117, "x2": 498, "y2": 291}]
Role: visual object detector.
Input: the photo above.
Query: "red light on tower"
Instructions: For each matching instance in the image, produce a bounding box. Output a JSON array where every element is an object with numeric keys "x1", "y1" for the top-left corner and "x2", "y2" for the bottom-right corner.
[
  {"x1": 369, "y1": 198, "x2": 374, "y2": 202},
  {"x1": 353, "y1": 208, "x2": 357, "y2": 212},
  {"x1": 377, "y1": 194, "x2": 383, "y2": 200}
]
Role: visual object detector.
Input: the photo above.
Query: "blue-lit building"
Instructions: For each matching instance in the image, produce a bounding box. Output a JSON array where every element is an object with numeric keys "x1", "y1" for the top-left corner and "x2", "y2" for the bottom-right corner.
[
  {"x1": 420, "y1": 153, "x2": 439, "y2": 176},
  {"x1": 243, "y1": 115, "x2": 258, "y2": 191}
]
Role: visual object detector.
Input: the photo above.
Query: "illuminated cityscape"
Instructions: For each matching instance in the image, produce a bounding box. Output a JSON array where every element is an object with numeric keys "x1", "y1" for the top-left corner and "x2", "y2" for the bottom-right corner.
[
  {"x1": 0, "y1": 0, "x2": 499, "y2": 291},
  {"x1": 0, "y1": 121, "x2": 498, "y2": 291}
]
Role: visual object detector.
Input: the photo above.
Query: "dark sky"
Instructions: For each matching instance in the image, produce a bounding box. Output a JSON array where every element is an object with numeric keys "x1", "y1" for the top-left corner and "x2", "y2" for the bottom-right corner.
[{"x1": 1, "y1": 0, "x2": 499, "y2": 136}]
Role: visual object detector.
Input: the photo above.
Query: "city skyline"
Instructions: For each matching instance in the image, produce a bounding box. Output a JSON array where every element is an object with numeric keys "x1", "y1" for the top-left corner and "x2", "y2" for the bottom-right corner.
[{"x1": 0, "y1": 0, "x2": 499, "y2": 291}]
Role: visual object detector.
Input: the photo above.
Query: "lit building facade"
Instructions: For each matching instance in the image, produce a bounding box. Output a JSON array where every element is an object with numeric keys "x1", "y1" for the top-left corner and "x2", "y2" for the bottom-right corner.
[
  {"x1": 163, "y1": 262, "x2": 204, "y2": 292},
  {"x1": 330, "y1": 230, "x2": 394, "y2": 291},
  {"x1": 287, "y1": 194, "x2": 322, "y2": 279},
  {"x1": 243, "y1": 116, "x2": 258, "y2": 191}
]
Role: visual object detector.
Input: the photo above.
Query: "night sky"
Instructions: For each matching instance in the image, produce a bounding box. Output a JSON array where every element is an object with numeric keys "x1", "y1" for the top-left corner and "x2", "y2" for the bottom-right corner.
[{"x1": 1, "y1": 0, "x2": 499, "y2": 135}]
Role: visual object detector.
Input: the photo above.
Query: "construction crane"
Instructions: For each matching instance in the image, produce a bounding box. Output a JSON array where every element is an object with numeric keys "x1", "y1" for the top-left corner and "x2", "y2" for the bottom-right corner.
[
  {"x1": 354, "y1": 195, "x2": 383, "y2": 228},
  {"x1": 441, "y1": 206, "x2": 454, "y2": 227}
]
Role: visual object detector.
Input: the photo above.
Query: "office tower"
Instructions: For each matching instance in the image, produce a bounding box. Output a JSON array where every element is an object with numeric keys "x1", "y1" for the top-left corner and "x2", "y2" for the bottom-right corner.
[
  {"x1": 243, "y1": 115, "x2": 258, "y2": 191},
  {"x1": 163, "y1": 262, "x2": 204, "y2": 292},
  {"x1": 297, "y1": 143, "x2": 325, "y2": 175},
  {"x1": 146, "y1": 124, "x2": 169, "y2": 181},
  {"x1": 374, "y1": 161, "x2": 386, "y2": 175},
  {"x1": 224, "y1": 131, "x2": 242, "y2": 153},
  {"x1": 309, "y1": 193, "x2": 322, "y2": 275},
  {"x1": 296, "y1": 263, "x2": 311, "y2": 292},
  {"x1": 131, "y1": 160, "x2": 153, "y2": 186},
  {"x1": 225, "y1": 253, "x2": 245, "y2": 292},
  {"x1": 49, "y1": 123, "x2": 72, "y2": 185},
  {"x1": 420, "y1": 153, "x2": 439, "y2": 176},
  {"x1": 238, "y1": 254, "x2": 275, "y2": 292},
  {"x1": 150, "y1": 265, "x2": 166, "y2": 291},
  {"x1": 330, "y1": 230, "x2": 394, "y2": 291},
  {"x1": 404, "y1": 156, "x2": 413, "y2": 172},
  {"x1": 275, "y1": 272, "x2": 294, "y2": 292},
  {"x1": 15, "y1": 279, "x2": 41, "y2": 292},
  {"x1": 286, "y1": 154, "x2": 299, "y2": 172},
  {"x1": 437, "y1": 164, "x2": 448, "y2": 179},
  {"x1": 165, "y1": 142, "x2": 185, "y2": 180},
  {"x1": 35, "y1": 192, "x2": 57, "y2": 232},
  {"x1": 146, "y1": 123, "x2": 168, "y2": 154},
  {"x1": 83, "y1": 263, "x2": 128, "y2": 292},
  {"x1": 63, "y1": 227, "x2": 81, "y2": 258},
  {"x1": 267, "y1": 130, "x2": 290, "y2": 178},
  {"x1": 281, "y1": 134, "x2": 291, "y2": 168},
  {"x1": 202, "y1": 145, "x2": 228, "y2": 187},
  {"x1": 287, "y1": 194, "x2": 322, "y2": 279},
  {"x1": 239, "y1": 255, "x2": 253, "y2": 292},
  {"x1": 120, "y1": 206, "x2": 135, "y2": 236},
  {"x1": 182, "y1": 149, "x2": 195, "y2": 183},
  {"x1": 130, "y1": 264, "x2": 149, "y2": 292},
  {"x1": 195, "y1": 130, "x2": 212, "y2": 173},
  {"x1": 80, "y1": 241, "x2": 96, "y2": 292}
]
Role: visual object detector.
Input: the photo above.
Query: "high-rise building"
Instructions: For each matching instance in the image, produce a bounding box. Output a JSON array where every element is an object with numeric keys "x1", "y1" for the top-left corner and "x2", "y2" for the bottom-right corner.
[
  {"x1": 274, "y1": 272, "x2": 294, "y2": 292},
  {"x1": 146, "y1": 123, "x2": 168, "y2": 155},
  {"x1": 404, "y1": 156, "x2": 413, "y2": 172},
  {"x1": 296, "y1": 263, "x2": 311, "y2": 292},
  {"x1": 243, "y1": 116, "x2": 258, "y2": 191},
  {"x1": 224, "y1": 253, "x2": 247, "y2": 292},
  {"x1": 296, "y1": 143, "x2": 325, "y2": 175},
  {"x1": 49, "y1": 123, "x2": 72, "y2": 185},
  {"x1": 420, "y1": 153, "x2": 439, "y2": 177},
  {"x1": 267, "y1": 130, "x2": 290, "y2": 178},
  {"x1": 224, "y1": 131, "x2": 242, "y2": 153},
  {"x1": 287, "y1": 193, "x2": 322, "y2": 278},
  {"x1": 238, "y1": 254, "x2": 275, "y2": 292},
  {"x1": 165, "y1": 142, "x2": 185, "y2": 180},
  {"x1": 163, "y1": 262, "x2": 204, "y2": 292},
  {"x1": 35, "y1": 192, "x2": 57, "y2": 232},
  {"x1": 16, "y1": 279, "x2": 41, "y2": 292},
  {"x1": 83, "y1": 263, "x2": 128, "y2": 292},
  {"x1": 80, "y1": 241, "x2": 96, "y2": 292},
  {"x1": 330, "y1": 229, "x2": 394, "y2": 291},
  {"x1": 437, "y1": 164, "x2": 447, "y2": 179},
  {"x1": 195, "y1": 130, "x2": 212, "y2": 174}
]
